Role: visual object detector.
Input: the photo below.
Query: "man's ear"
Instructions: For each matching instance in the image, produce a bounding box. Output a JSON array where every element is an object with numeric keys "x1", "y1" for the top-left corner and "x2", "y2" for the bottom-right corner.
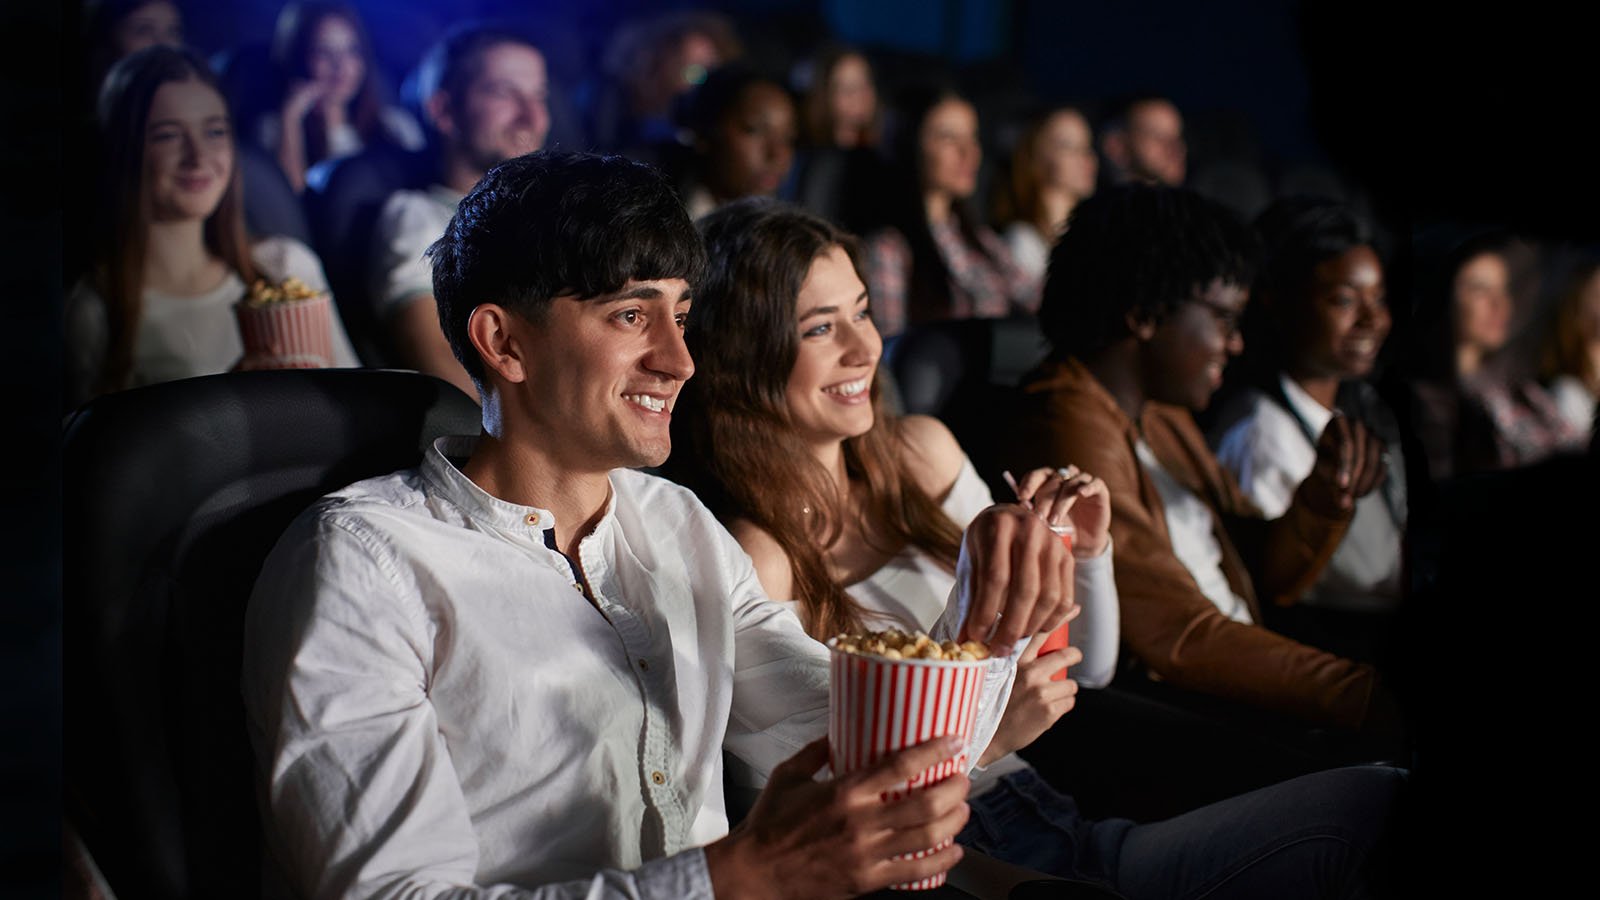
[
  {"x1": 1125, "y1": 308, "x2": 1158, "y2": 342},
  {"x1": 468, "y1": 304, "x2": 528, "y2": 384},
  {"x1": 426, "y1": 91, "x2": 457, "y2": 141}
]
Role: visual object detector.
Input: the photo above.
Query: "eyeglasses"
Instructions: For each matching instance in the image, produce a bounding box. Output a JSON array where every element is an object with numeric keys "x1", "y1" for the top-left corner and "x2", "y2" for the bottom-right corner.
[{"x1": 1186, "y1": 295, "x2": 1244, "y2": 337}]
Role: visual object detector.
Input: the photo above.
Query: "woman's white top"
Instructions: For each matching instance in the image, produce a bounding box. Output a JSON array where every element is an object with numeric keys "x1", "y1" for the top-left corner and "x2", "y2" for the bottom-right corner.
[
  {"x1": 65, "y1": 235, "x2": 360, "y2": 410},
  {"x1": 1213, "y1": 374, "x2": 1404, "y2": 611},
  {"x1": 1549, "y1": 374, "x2": 1597, "y2": 439},
  {"x1": 1002, "y1": 221, "x2": 1052, "y2": 285}
]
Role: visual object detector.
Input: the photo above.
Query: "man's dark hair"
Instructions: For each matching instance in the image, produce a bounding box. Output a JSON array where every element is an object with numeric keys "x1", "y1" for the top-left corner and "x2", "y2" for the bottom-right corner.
[
  {"x1": 425, "y1": 150, "x2": 706, "y2": 386},
  {"x1": 1039, "y1": 182, "x2": 1259, "y2": 357},
  {"x1": 412, "y1": 21, "x2": 539, "y2": 116},
  {"x1": 1098, "y1": 92, "x2": 1177, "y2": 135}
]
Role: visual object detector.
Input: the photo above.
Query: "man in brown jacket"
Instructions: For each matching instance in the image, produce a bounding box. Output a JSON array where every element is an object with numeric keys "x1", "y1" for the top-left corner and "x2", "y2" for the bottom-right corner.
[{"x1": 1001, "y1": 183, "x2": 1398, "y2": 734}]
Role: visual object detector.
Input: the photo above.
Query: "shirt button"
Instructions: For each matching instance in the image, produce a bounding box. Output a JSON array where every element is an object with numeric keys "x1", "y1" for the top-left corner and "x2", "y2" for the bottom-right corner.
[
  {"x1": 572, "y1": 583, "x2": 583, "y2": 593},
  {"x1": 650, "y1": 770, "x2": 666, "y2": 785},
  {"x1": 638, "y1": 658, "x2": 650, "y2": 671},
  {"x1": 524, "y1": 512, "x2": 540, "y2": 526}
]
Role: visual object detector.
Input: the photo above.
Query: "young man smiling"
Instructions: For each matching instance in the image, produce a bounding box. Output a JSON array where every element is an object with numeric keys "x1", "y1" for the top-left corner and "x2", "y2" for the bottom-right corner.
[{"x1": 243, "y1": 150, "x2": 1074, "y2": 898}]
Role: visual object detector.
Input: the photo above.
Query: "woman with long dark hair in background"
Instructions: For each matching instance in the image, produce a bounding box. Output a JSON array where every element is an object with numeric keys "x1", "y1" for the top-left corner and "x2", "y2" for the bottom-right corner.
[
  {"x1": 860, "y1": 84, "x2": 1037, "y2": 338},
  {"x1": 66, "y1": 45, "x2": 357, "y2": 410},
  {"x1": 258, "y1": 1, "x2": 423, "y2": 193}
]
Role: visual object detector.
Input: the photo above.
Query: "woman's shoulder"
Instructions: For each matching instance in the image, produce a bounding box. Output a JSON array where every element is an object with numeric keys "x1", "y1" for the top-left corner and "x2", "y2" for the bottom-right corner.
[
  {"x1": 726, "y1": 517, "x2": 797, "y2": 601},
  {"x1": 895, "y1": 414, "x2": 967, "y2": 497},
  {"x1": 378, "y1": 104, "x2": 426, "y2": 151},
  {"x1": 250, "y1": 235, "x2": 330, "y2": 291}
]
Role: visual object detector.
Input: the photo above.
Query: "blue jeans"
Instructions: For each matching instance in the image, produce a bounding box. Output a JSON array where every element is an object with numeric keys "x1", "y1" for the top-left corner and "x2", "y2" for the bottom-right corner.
[{"x1": 957, "y1": 765, "x2": 1406, "y2": 900}]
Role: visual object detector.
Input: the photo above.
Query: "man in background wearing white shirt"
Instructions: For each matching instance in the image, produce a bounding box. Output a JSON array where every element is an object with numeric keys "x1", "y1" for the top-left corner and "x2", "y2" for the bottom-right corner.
[
  {"x1": 243, "y1": 149, "x2": 1074, "y2": 899},
  {"x1": 368, "y1": 24, "x2": 552, "y2": 402}
]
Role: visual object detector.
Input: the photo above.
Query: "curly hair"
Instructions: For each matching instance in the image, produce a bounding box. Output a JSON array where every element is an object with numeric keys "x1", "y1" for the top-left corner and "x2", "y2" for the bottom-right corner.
[{"x1": 1039, "y1": 182, "x2": 1259, "y2": 358}]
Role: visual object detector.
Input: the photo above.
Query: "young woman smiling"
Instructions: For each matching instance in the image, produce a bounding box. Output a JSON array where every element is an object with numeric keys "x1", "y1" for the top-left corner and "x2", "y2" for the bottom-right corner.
[
  {"x1": 66, "y1": 45, "x2": 358, "y2": 410},
  {"x1": 667, "y1": 197, "x2": 1404, "y2": 899},
  {"x1": 1209, "y1": 198, "x2": 1408, "y2": 659}
]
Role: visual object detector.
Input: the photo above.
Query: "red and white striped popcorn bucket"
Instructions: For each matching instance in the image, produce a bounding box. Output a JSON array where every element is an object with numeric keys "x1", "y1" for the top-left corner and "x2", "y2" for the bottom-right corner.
[
  {"x1": 827, "y1": 642, "x2": 987, "y2": 890},
  {"x1": 234, "y1": 293, "x2": 336, "y2": 370}
]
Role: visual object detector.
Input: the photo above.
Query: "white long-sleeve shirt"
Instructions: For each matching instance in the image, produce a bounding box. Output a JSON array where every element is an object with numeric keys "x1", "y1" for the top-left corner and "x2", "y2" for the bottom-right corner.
[
  {"x1": 242, "y1": 436, "x2": 1009, "y2": 899},
  {"x1": 834, "y1": 457, "x2": 1120, "y2": 793},
  {"x1": 1213, "y1": 375, "x2": 1403, "y2": 611}
]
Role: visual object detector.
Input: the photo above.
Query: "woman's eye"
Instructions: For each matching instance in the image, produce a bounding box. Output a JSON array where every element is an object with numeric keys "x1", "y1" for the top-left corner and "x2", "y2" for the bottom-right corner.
[
  {"x1": 803, "y1": 322, "x2": 832, "y2": 338},
  {"x1": 852, "y1": 306, "x2": 872, "y2": 322}
]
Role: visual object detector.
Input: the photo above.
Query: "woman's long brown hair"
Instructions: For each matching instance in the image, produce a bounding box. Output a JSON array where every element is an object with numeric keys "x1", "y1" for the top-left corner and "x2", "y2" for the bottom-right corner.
[
  {"x1": 92, "y1": 45, "x2": 255, "y2": 396},
  {"x1": 270, "y1": 2, "x2": 384, "y2": 165},
  {"x1": 667, "y1": 198, "x2": 963, "y2": 639},
  {"x1": 995, "y1": 106, "x2": 1088, "y2": 237}
]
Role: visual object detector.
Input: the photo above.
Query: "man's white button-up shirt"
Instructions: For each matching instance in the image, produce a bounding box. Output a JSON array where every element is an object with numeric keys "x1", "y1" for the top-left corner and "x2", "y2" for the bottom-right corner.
[{"x1": 242, "y1": 436, "x2": 834, "y2": 898}]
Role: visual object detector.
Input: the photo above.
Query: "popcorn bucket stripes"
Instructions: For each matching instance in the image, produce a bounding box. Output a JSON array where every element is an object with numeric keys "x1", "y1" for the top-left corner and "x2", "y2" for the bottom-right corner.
[
  {"x1": 235, "y1": 293, "x2": 336, "y2": 369},
  {"x1": 826, "y1": 644, "x2": 986, "y2": 891}
]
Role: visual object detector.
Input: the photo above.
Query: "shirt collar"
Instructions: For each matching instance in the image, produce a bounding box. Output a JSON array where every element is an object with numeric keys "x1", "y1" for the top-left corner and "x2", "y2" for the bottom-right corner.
[
  {"x1": 421, "y1": 435, "x2": 618, "y2": 541},
  {"x1": 1278, "y1": 373, "x2": 1336, "y2": 436}
]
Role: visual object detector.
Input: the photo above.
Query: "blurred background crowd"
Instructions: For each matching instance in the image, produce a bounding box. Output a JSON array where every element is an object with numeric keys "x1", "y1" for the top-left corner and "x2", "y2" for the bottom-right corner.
[{"x1": 7, "y1": 0, "x2": 1598, "y2": 897}]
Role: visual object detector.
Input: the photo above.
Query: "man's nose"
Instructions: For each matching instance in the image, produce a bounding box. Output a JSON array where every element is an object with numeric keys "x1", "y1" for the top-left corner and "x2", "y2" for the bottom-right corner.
[{"x1": 646, "y1": 320, "x2": 695, "y2": 381}]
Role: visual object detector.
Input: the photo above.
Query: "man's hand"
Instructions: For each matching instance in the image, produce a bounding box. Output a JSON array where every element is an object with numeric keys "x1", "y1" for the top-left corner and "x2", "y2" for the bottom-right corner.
[
  {"x1": 955, "y1": 505, "x2": 1075, "y2": 652},
  {"x1": 705, "y1": 736, "x2": 970, "y2": 899},
  {"x1": 978, "y1": 631, "x2": 1082, "y2": 765},
  {"x1": 1300, "y1": 415, "x2": 1387, "y2": 516}
]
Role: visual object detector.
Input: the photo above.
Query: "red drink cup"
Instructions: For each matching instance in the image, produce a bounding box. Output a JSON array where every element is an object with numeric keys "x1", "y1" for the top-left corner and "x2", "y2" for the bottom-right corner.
[
  {"x1": 1039, "y1": 524, "x2": 1075, "y2": 681},
  {"x1": 827, "y1": 640, "x2": 987, "y2": 890}
]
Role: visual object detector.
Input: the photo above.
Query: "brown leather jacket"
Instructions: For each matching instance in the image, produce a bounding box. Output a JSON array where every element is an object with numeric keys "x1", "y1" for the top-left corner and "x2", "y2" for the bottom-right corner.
[{"x1": 1001, "y1": 356, "x2": 1380, "y2": 730}]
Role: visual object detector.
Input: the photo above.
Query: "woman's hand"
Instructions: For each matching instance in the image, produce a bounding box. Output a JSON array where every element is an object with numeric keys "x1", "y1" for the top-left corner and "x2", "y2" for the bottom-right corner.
[
  {"x1": 1008, "y1": 466, "x2": 1111, "y2": 558},
  {"x1": 977, "y1": 630, "x2": 1082, "y2": 765},
  {"x1": 282, "y1": 78, "x2": 329, "y2": 121},
  {"x1": 1299, "y1": 415, "x2": 1387, "y2": 516}
]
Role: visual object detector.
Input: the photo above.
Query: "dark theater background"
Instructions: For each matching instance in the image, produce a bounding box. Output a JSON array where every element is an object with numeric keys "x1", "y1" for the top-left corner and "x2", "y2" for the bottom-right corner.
[{"x1": 6, "y1": 1, "x2": 1593, "y2": 897}]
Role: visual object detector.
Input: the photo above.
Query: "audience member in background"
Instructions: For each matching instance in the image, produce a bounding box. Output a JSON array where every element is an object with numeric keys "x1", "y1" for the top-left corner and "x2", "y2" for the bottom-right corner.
[
  {"x1": 789, "y1": 43, "x2": 887, "y2": 234},
  {"x1": 994, "y1": 105, "x2": 1097, "y2": 284},
  {"x1": 1541, "y1": 258, "x2": 1600, "y2": 438},
  {"x1": 671, "y1": 64, "x2": 798, "y2": 221},
  {"x1": 669, "y1": 197, "x2": 1405, "y2": 900},
  {"x1": 796, "y1": 43, "x2": 879, "y2": 151},
  {"x1": 591, "y1": 9, "x2": 742, "y2": 162},
  {"x1": 1407, "y1": 232, "x2": 1588, "y2": 480},
  {"x1": 83, "y1": 0, "x2": 184, "y2": 105},
  {"x1": 1098, "y1": 94, "x2": 1186, "y2": 188},
  {"x1": 367, "y1": 25, "x2": 549, "y2": 402},
  {"x1": 1000, "y1": 184, "x2": 1403, "y2": 740},
  {"x1": 862, "y1": 84, "x2": 1037, "y2": 338},
  {"x1": 1209, "y1": 198, "x2": 1406, "y2": 662},
  {"x1": 259, "y1": 1, "x2": 425, "y2": 194},
  {"x1": 66, "y1": 46, "x2": 358, "y2": 411}
]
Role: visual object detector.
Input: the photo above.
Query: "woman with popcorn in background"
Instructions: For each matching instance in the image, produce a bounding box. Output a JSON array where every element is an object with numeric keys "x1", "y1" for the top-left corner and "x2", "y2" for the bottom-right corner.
[{"x1": 66, "y1": 44, "x2": 358, "y2": 411}]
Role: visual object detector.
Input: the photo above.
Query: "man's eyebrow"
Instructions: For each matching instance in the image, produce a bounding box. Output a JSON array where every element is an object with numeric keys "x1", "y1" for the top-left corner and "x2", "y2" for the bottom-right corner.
[
  {"x1": 798, "y1": 290, "x2": 868, "y2": 320},
  {"x1": 600, "y1": 284, "x2": 694, "y2": 303}
]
